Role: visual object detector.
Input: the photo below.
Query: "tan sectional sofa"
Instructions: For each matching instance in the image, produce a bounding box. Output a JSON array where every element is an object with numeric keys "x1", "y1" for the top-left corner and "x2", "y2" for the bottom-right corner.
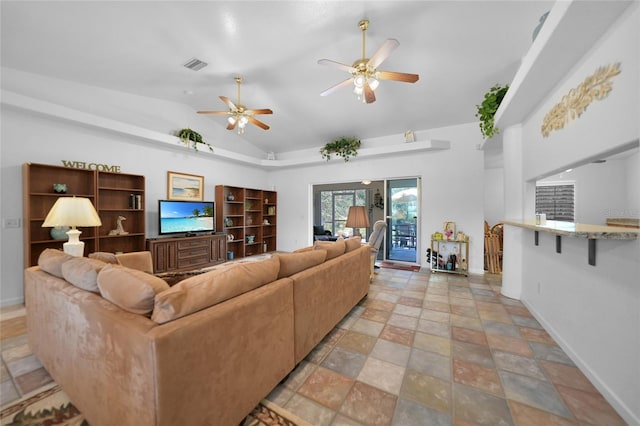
[{"x1": 24, "y1": 237, "x2": 370, "y2": 426}]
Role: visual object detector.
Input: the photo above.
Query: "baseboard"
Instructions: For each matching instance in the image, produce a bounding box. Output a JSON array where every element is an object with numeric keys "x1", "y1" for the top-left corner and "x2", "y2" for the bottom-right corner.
[
  {"x1": 522, "y1": 299, "x2": 639, "y2": 426},
  {"x1": 0, "y1": 296, "x2": 24, "y2": 308}
]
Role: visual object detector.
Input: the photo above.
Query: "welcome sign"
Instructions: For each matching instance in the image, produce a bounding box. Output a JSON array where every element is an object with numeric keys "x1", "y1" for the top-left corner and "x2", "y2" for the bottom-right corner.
[{"x1": 61, "y1": 160, "x2": 121, "y2": 173}]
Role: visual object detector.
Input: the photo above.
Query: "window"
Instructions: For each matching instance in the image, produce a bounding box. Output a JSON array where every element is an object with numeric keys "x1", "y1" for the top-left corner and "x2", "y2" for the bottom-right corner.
[
  {"x1": 319, "y1": 189, "x2": 368, "y2": 236},
  {"x1": 535, "y1": 184, "x2": 575, "y2": 222}
]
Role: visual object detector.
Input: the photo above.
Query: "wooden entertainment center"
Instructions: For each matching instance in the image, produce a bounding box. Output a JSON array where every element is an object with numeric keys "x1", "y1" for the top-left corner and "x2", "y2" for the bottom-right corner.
[{"x1": 146, "y1": 233, "x2": 227, "y2": 273}]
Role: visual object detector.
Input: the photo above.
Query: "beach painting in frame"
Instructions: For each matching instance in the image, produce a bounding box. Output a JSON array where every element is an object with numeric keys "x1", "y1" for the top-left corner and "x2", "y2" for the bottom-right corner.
[{"x1": 167, "y1": 171, "x2": 204, "y2": 201}]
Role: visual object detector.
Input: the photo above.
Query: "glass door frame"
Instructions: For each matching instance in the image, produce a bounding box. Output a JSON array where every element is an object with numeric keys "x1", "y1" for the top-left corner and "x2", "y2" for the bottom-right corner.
[{"x1": 385, "y1": 177, "x2": 421, "y2": 264}]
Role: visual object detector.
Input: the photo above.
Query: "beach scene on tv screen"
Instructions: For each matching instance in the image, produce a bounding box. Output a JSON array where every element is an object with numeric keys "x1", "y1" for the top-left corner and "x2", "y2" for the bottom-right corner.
[{"x1": 160, "y1": 201, "x2": 214, "y2": 233}]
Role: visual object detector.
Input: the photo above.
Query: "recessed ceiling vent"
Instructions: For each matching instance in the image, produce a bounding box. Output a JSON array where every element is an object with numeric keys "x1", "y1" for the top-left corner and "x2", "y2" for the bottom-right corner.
[{"x1": 183, "y1": 58, "x2": 208, "y2": 71}]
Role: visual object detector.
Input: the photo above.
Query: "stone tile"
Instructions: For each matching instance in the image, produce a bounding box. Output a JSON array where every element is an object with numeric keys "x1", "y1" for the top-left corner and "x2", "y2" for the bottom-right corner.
[
  {"x1": 451, "y1": 326, "x2": 488, "y2": 346},
  {"x1": 350, "y1": 318, "x2": 385, "y2": 338},
  {"x1": 416, "y1": 319, "x2": 450, "y2": 338},
  {"x1": 298, "y1": 366, "x2": 354, "y2": 410},
  {"x1": 508, "y1": 400, "x2": 576, "y2": 426},
  {"x1": 470, "y1": 288, "x2": 495, "y2": 297},
  {"x1": 538, "y1": 360, "x2": 598, "y2": 393},
  {"x1": 420, "y1": 309, "x2": 450, "y2": 323},
  {"x1": 453, "y1": 383, "x2": 513, "y2": 426},
  {"x1": 5, "y1": 354, "x2": 42, "y2": 378},
  {"x1": 397, "y1": 296, "x2": 422, "y2": 308},
  {"x1": 482, "y1": 321, "x2": 522, "y2": 338},
  {"x1": 336, "y1": 331, "x2": 377, "y2": 356},
  {"x1": 392, "y1": 304, "x2": 422, "y2": 318},
  {"x1": 449, "y1": 305, "x2": 479, "y2": 318},
  {"x1": 556, "y1": 384, "x2": 626, "y2": 426},
  {"x1": 475, "y1": 301, "x2": 506, "y2": 312},
  {"x1": 486, "y1": 333, "x2": 534, "y2": 358},
  {"x1": 323, "y1": 328, "x2": 347, "y2": 346},
  {"x1": 493, "y1": 350, "x2": 546, "y2": 380},
  {"x1": 365, "y1": 299, "x2": 396, "y2": 312},
  {"x1": 407, "y1": 347, "x2": 450, "y2": 381},
  {"x1": 0, "y1": 379, "x2": 19, "y2": 406},
  {"x1": 380, "y1": 324, "x2": 415, "y2": 346},
  {"x1": 331, "y1": 414, "x2": 364, "y2": 426},
  {"x1": 450, "y1": 314, "x2": 483, "y2": 331},
  {"x1": 529, "y1": 342, "x2": 574, "y2": 366},
  {"x1": 478, "y1": 309, "x2": 513, "y2": 324},
  {"x1": 511, "y1": 315, "x2": 544, "y2": 330},
  {"x1": 0, "y1": 317, "x2": 27, "y2": 341},
  {"x1": 1, "y1": 343, "x2": 33, "y2": 363},
  {"x1": 499, "y1": 370, "x2": 571, "y2": 418},
  {"x1": 14, "y1": 367, "x2": 53, "y2": 395},
  {"x1": 284, "y1": 360, "x2": 318, "y2": 390},
  {"x1": 426, "y1": 294, "x2": 449, "y2": 304},
  {"x1": 453, "y1": 359, "x2": 503, "y2": 396},
  {"x1": 504, "y1": 305, "x2": 533, "y2": 317},
  {"x1": 307, "y1": 341, "x2": 335, "y2": 364},
  {"x1": 321, "y1": 347, "x2": 367, "y2": 379},
  {"x1": 449, "y1": 296, "x2": 475, "y2": 307},
  {"x1": 360, "y1": 308, "x2": 391, "y2": 323},
  {"x1": 266, "y1": 384, "x2": 295, "y2": 407},
  {"x1": 357, "y1": 357, "x2": 405, "y2": 395},
  {"x1": 285, "y1": 393, "x2": 336, "y2": 426},
  {"x1": 387, "y1": 314, "x2": 418, "y2": 330},
  {"x1": 401, "y1": 369, "x2": 451, "y2": 413},
  {"x1": 426, "y1": 287, "x2": 449, "y2": 296},
  {"x1": 451, "y1": 340, "x2": 495, "y2": 368},
  {"x1": 423, "y1": 300, "x2": 450, "y2": 313},
  {"x1": 392, "y1": 397, "x2": 451, "y2": 426},
  {"x1": 0, "y1": 360, "x2": 10, "y2": 382},
  {"x1": 370, "y1": 339, "x2": 411, "y2": 367},
  {"x1": 339, "y1": 381, "x2": 397, "y2": 426},
  {"x1": 413, "y1": 332, "x2": 451, "y2": 357},
  {"x1": 376, "y1": 292, "x2": 400, "y2": 303},
  {"x1": 519, "y1": 327, "x2": 556, "y2": 345}
]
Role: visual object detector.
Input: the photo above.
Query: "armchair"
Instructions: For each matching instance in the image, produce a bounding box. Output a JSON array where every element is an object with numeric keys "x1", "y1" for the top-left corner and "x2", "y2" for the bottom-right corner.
[{"x1": 367, "y1": 220, "x2": 387, "y2": 281}]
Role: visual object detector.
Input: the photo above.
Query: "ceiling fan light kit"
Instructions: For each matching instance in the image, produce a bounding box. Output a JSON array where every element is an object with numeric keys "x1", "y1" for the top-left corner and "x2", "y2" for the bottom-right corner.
[
  {"x1": 197, "y1": 76, "x2": 272, "y2": 135},
  {"x1": 318, "y1": 19, "x2": 419, "y2": 104}
]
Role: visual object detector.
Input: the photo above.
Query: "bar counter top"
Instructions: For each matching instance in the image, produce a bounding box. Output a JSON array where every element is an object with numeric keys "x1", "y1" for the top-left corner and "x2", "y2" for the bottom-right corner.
[{"x1": 503, "y1": 220, "x2": 639, "y2": 240}]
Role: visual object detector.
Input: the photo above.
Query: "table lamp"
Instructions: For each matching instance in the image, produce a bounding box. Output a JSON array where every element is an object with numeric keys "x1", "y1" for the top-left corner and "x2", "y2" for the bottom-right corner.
[
  {"x1": 42, "y1": 196, "x2": 102, "y2": 257},
  {"x1": 346, "y1": 205, "x2": 370, "y2": 238}
]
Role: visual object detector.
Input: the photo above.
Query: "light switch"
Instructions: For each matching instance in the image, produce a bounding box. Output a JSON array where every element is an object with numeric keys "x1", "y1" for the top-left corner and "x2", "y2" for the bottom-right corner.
[{"x1": 3, "y1": 218, "x2": 21, "y2": 228}]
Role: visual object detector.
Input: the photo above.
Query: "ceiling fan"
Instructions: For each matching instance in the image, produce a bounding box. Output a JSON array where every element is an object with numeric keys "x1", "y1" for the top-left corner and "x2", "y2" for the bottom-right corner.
[
  {"x1": 318, "y1": 19, "x2": 419, "y2": 104},
  {"x1": 197, "y1": 77, "x2": 273, "y2": 135}
]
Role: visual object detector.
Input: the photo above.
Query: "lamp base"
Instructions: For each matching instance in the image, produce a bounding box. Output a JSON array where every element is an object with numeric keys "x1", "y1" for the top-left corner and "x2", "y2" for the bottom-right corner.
[{"x1": 64, "y1": 228, "x2": 84, "y2": 257}]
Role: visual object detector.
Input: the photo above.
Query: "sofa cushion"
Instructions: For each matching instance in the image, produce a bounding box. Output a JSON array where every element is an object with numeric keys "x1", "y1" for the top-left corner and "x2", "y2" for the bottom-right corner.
[
  {"x1": 345, "y1": 236, "x2": 362, "y2": 252},
  {"x1": 276, "y1": 250, "x2": 327, "y2": 279},
  {"x1": 97, "y1": 264, "x2": 169, "y2": 315},
  {"x1": 116, "y1": 251, "x2": 154, "y2": 274},
  {"x1": 61, "y1": 257, "x2": 107, "y2": 293},
  {"x1": 88, "y1": 251, "x2": 119, "y2": 264},
  {"x1": 293, "y1": 246, "x2": 313, "y2": 253},
  {"x1": 313, "y1": 237, "x2": 345, "y2": 260},
  {"x1": 151, "y1": 255, "x2": 280, "y2": 324},
  {"x1": 38, "y1": 248, "x2": 75, "y2": 278}
]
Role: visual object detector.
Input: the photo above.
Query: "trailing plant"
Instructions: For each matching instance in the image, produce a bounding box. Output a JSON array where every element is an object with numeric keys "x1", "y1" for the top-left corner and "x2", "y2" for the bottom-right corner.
[
  {"x1": 320, "y1": 137, "x2": 361, "y2": 162},
  {"x1": 176, "y1": 128, "x2": 214, "y2": 152},
  {"x1": 475, "y1": 84, "x2": 509, "y2": 139}
]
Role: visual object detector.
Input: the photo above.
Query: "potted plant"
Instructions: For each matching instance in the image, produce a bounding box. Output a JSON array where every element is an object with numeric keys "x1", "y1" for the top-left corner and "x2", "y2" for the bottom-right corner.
[
  {"x1": 176, "y1": 128, "x2": 214, "y2": 152},
  {"x1": 475, "y1": 84, "x2": 509, "y2": 139},
  {"x1": 320, "y1": 137, "x2": 361, "y2": 162}
]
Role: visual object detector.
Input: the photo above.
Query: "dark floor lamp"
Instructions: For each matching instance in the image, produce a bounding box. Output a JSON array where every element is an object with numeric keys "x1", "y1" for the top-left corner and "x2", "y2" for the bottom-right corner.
[{"x1": 346, "y1": 206, "x2": 370, "y2": 238}]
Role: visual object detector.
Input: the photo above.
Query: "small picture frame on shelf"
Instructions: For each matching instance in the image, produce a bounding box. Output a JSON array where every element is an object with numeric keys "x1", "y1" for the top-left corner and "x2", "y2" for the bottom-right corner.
[
  {"x1": 443, "y1": 221, "x2": 455, "y2": 240},
  {"x1": 167, "y1": 171, "x2": 204, "y2": 201}
]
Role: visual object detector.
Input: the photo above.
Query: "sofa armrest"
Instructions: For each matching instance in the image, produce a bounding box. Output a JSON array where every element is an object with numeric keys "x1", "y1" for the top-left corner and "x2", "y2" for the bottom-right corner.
[{"x1": 116, "y1": 251, "x2": 154, "y2": 274}]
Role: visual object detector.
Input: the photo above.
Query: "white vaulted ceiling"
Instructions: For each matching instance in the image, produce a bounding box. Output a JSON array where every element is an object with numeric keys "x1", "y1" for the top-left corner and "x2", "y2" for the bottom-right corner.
[{"x1": 1, "y1": 1, "x2": 554, "y2": 156}]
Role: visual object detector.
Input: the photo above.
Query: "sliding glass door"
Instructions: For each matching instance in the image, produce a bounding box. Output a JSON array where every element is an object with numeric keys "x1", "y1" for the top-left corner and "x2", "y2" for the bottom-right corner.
[{"x1": 386, "y1": 178, "x2": 420, "y2": 263}]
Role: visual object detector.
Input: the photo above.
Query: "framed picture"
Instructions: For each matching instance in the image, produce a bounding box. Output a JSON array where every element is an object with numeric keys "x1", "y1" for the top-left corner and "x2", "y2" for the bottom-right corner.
[
  {"x1": 167, "y1": 171, "x2": 204, "y2": 201},
  {"x1": 443, "y1": 221, "x2": 456, "y2": 240}
]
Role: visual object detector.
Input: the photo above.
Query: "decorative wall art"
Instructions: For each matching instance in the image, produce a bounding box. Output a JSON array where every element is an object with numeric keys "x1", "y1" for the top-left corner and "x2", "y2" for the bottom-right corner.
[
  {"x1": 167, "y1": 171, "x2": 204, "y2": 201},
  {"x1": 541, "y1": 62, "x2": 621, "y2": 137}
]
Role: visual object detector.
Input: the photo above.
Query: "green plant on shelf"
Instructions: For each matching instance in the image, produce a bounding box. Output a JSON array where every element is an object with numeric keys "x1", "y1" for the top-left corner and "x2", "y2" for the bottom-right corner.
[
  {"x1": 320, "y1": 137, "x2": 361, "y2": 162},
  {"x1": 176, "y1": 128, "x2": 214, "y2": 152},
  {"x1": 475, "y1": 84, "x2": 509, "y2": 139}
]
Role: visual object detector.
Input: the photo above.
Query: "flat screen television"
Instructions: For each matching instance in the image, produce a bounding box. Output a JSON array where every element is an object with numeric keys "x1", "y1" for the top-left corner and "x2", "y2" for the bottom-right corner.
[{"x1": 158, "y1": 200, "x2": 215, "y2": 235}]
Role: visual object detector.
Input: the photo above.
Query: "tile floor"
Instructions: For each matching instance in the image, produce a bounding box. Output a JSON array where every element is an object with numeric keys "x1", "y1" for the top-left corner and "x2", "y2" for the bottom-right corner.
[
  {"x1": 0, "y1": 268, "x2": 628, "y2": 425},
  {"x1": 265, "y1": 268, "x2": 626, "y2": 426}
]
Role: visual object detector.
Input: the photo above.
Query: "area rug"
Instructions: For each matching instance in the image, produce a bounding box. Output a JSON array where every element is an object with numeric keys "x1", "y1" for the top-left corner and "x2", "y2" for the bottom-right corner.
[
  {"x1": 0, "y1": 384, "x2": 308, "y2": 426},
  {"x1": 380, "y1": 261, "x2": 421, "y2": 271}
]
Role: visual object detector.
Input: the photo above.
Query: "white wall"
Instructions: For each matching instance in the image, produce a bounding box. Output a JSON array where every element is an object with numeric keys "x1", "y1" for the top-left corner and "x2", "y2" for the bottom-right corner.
[
  {"x1": 483, "y1": 167, "x2": 505, "y2": 226},
  {"x1": 504, "y1": 4, "x2": 640, "y2": 424},
  {"x1": 273, "y1": 122, "x2": 486, "y2": 274}
]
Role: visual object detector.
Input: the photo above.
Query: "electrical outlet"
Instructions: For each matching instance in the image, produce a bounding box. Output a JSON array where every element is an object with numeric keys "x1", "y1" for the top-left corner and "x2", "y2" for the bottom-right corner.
[{"x1": 3, "y1": 218, "x2": 21, "y2": 229}]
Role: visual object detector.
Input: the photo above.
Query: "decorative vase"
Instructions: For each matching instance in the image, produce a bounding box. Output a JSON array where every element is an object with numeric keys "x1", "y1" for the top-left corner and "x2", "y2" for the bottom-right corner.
[
  {"x1": 50, "y1": 226, "x2": 70, "y2": 240},
  {"x1": 227, "y1": 192, "x2": 234, "y2": 201},
  {"x1": 53, "y1": 183, "x2": 67, "y2": 194},
  {"x1": 224, "y1": 217, "x2": 233, "y2": 227}
]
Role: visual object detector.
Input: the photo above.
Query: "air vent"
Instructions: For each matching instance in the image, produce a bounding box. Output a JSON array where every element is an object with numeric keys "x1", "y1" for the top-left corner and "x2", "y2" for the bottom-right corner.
[{"x1": 183, "y1": 58, "x2": 208, "y2": 71}]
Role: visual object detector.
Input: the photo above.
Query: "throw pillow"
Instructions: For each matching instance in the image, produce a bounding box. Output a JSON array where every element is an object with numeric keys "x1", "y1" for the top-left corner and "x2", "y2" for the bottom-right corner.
[
  {"x1": 61, "y1": 257, "x2": 107, "y2": 293},
  {"x1": 151, "y1": 255, "x2": 280, "y2": 324},
  {"x1": 313, "y1": 237, "x2": 345, "y2": 260},
  {"x1": 276, "y1": 250, "x2": 327, "y2": 279},
  {"x1": 97, "y1": 264, "x2": 169, "y2": 315},
  {"x1": 37, "y1": 248, "x2": 75, "y2": 278},
  {"x1": 88, "y1": 252, "x2": 119, "y2": 264},
  {"x1": 345, "y1": 236, "x2": 362, "y2": 252}
]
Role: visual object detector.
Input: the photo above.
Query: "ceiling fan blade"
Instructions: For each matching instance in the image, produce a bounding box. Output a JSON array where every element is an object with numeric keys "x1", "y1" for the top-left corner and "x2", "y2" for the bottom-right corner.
[
  {"x1": 318, "y1": 59, "x2": 356, "y2": 73},
  {"x1": 219, "y1": 96, "x2": 238, "y2": 111},
  {"x1": 320, "y1": 77, "x2": 354, "y2": 97},
  {"x1": 247, "y1": 116, "x2": 270, "y2": 130},
  {"x1": 364, "y1": 82, "x2": 376, "y2": 104},
  {"x1": 226, "y1": 120, "x2": 237, "y2": 131},
  {"x1": 377, "y1": 70, "x2": 419, "y2": 83},
  {"x1": 244, "y1": 108, "x2": 273, "y2": 115},
  {"x1": 197, "y1": 110, "x2": 230, "y2": 115},
  {"x1": 368, "y1": 39, "x2": 400, "y2": 69}
]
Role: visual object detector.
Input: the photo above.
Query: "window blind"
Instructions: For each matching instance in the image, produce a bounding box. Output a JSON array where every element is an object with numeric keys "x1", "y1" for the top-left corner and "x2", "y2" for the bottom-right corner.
[{"x1": 535, "y1": 184, "x2": 575, "y2": 222}]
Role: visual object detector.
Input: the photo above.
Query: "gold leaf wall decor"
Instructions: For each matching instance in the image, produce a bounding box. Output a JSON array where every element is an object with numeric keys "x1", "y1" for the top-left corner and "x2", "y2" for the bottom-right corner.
[{"x1": 541, "y1": 62, "x2": 621, "y2": 137}]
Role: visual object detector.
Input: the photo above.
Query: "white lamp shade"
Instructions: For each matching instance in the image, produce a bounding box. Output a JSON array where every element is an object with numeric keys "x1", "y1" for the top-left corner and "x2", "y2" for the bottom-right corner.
[{"x1": 42, "y1": 197, "x2": 102, "y2": 228}]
